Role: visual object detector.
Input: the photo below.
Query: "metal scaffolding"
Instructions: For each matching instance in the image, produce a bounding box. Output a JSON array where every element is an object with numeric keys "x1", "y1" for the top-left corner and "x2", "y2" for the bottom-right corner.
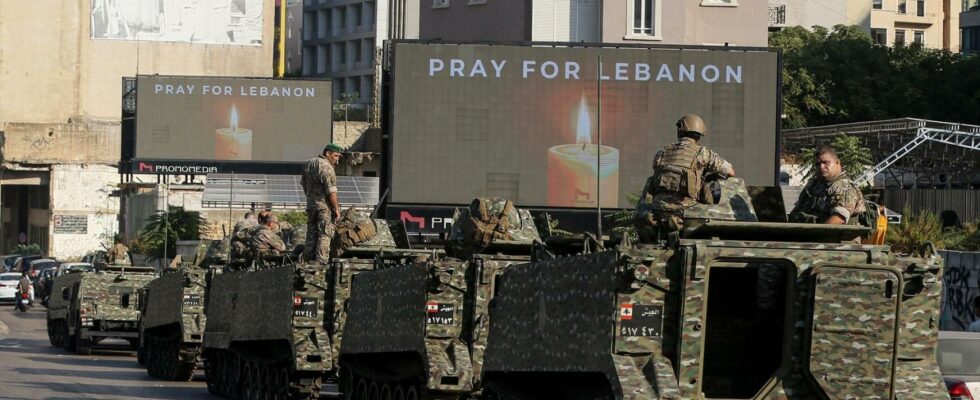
[{"x1": 783, "y1": 118, "x2": 980, "y2": 188}]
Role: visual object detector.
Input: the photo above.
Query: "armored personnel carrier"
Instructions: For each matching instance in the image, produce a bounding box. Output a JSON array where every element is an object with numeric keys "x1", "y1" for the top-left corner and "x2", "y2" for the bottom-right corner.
[
  {"x1": 478, "y1": 178, "x2": 948, "y2": 400},
  {"x1": 46, "y1": 264, "x2": 157, "y2": 355},
  {"x1": 138, "y1": 240, "x2": 219, "y2": 380},
  {"x1": 203, "y1": 210, "x2": 423, "y2": 400},
  {"x1": 340, "y1": 198, "x2": 545, "y2": 399}
]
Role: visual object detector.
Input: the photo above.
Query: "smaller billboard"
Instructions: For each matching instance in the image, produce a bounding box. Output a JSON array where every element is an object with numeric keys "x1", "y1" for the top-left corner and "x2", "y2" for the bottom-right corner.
[
  {"x1": 132, "y1": 75, "x2": 332, "y2": 173},
  {"x1": 91, "y1": 0, "x2": 263, "y2": 45}
]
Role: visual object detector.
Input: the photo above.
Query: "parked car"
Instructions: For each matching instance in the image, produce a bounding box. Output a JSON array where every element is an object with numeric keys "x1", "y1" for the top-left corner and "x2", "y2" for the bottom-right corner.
[
  {"x1": 0, "y1": 272, "x2": 21, "y2": 301},
  {"x1": 938, "y1": 330, "x2": 980, "y2": 399},
  {"x1": 55, "y1": 262, "x2": 94, "y2": 276},
  {"x1": 27, "y1": 259, "x2": 57, "y2": 278},
  {"x1": 1, "y1": 255, "x2": 20, "y2": 272},
  {"x1": 12, "y1": 255, "x2": 43, "y2": 274},
  {"x1": 34, "y1": 266, "x2": 58, "y2": 300}
]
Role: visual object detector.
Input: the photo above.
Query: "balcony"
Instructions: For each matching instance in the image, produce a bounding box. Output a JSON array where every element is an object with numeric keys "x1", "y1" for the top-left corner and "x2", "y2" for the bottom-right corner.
[{"x1": 769, "y1": 4, "x2": 786, "y2": 27}]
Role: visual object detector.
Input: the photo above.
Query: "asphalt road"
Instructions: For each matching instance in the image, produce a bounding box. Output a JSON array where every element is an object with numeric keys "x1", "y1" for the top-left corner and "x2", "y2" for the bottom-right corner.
[{"x1": 0, "y1": 305, "x2": 211, "y2": 400}]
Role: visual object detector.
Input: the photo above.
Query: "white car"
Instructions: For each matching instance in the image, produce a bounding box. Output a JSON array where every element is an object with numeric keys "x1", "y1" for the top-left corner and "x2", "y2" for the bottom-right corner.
[
  {"x1": 0, "y1": 272, "x2": 22, "y2": 301},
  {"x1": 938, "y1": 330, "x2": 980, "y2": 399}
]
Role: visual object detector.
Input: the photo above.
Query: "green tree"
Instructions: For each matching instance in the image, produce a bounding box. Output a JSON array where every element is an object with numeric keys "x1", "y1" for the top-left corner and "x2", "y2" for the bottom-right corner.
[
  {"x1": 796, "y1": 135, "x2": 873, "y2": 185},
  {"x1": 333, "y1": 92, "x2": 360, "y2": 122},
  {"x1": 133, "y1": 207, "x2": 205, "y2": 260},
  {"x1": 280, "y1": 210, "x2": 308, "y2": 227}
]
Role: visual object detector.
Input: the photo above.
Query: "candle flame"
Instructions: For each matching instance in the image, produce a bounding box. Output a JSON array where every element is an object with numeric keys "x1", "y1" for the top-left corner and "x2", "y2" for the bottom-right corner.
[
  {"x1": 575, "y1": 96, "x2": 591, "y2": 145},
  {"x1": 230, "y1": 104, "x2": 239, "y2": 130}
]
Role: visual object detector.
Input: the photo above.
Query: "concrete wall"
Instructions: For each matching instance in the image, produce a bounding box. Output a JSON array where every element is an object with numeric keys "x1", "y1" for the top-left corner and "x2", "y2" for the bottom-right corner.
[
  {"x1": 0, "y1": 0, "x2": 275, "y2": 128},
  {"x1": 848, "y1": 0, "x2": 873, "y2": 32},
  {"x1": 419, "y1": 0, "x2": 529, "y2": 41},
  {"x1": 602, "y1": 1, "x2": 768, "y2": 46},
  {"x1": 940, "y1": 251, "x2": 980, "y2": 331},
  {"x1": 782, "y1": 0, "x2": 849, "y2": 30},
  {"x1": 1, "y1": 119, "x2": 121, "y2": 165},
  {"x1": 48, "y1": 164, "x2": 120, "y2": 261}
]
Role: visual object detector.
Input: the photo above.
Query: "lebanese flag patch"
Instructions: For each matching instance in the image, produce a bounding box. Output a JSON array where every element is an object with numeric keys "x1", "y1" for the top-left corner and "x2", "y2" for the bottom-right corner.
[
  {"x1": 426, "y1": 301, "x2": 439, "y2": 313},
  {"x1": 620, "y1": 303, "x2": 633, "y2": 320}
]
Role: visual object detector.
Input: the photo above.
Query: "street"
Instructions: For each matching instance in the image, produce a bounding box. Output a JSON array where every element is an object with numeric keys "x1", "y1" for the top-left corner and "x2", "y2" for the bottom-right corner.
[{"x1": 0, "y1": 306, "x2": 210, "y2": 400}]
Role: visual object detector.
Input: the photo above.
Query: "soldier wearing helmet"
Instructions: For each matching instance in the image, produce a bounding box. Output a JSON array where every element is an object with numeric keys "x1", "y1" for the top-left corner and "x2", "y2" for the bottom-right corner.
[{"x1": 644, "y1": 114, "x2": 736, "y2": 232}]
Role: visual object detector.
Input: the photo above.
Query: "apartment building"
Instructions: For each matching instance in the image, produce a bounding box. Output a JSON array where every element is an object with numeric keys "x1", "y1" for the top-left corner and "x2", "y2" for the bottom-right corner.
[
  {"x1": 870, "y1": 0, "x2": 960, "y2": 51},
  {"x1": 963, "y1": 0, "x2": 980, "y2": 54},
  {"x1": 420, "y1": 0, "x2": 768, "y2": 47},
  {"x1": 768, "y1": 0, "x2": 871, "y2": 32},
  {"x1": 302, "y1": 0, "x2": 419, "y2": 106}
]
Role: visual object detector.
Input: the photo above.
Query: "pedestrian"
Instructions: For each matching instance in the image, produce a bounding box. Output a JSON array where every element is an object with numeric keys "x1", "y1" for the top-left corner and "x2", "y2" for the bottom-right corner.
[
  {"x1": 789, "y1": 145, "x2": 866, "y2": 225},
  {"x1": 300, "y1": 143, "x2": 342, "y2": 264},
  {"x1": 644, "y1": 114, "x2": 736, "y2": 234}
]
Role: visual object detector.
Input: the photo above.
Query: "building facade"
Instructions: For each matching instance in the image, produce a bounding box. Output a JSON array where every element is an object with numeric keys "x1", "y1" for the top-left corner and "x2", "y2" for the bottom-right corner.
[
  {"x1": 768, "y1": 0, "x2": 872, "y2": 32},
  {"x1": 870, "y1": 0, "x2": 960, "y2": 51},
  {"x1": 419, "y1": 0, "x2": 768, "y2": 47},
  {"x1": 0, "y1": 0, "x2": 275, "y2": 259},
  {"x1": 962, "y1": 0, "x2": 980, "y2": 54},
  {"x1": 301, "y1": 0, "x2": 419, "y2": 108}
]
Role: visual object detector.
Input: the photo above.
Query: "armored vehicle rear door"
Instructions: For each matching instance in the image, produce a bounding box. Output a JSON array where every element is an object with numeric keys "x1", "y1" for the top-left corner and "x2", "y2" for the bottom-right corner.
[{"x1": 807, "y1": 264, "x2": 901, "y2": 399}]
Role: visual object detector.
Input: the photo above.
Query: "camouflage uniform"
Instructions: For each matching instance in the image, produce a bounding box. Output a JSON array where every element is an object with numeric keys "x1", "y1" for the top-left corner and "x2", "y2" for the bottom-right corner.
[
  {"x1": 648, "y1": 137, "x2": 734, "y2": 230},
  {"x1": 250, "y1": 225, "x2": 286, "y2": 259},
  {"x1": 790, "y1": 172, "x2": 866, "y2": 224},
  {"x1": 233, "y1": 217, "x2": 257, "y2": 235},
  {"x1": 300, "y1": 155, "x2": 338, "y2": 263},
  {"x1": 107, "y1": 243, "x2": 130, "y2": 264}
]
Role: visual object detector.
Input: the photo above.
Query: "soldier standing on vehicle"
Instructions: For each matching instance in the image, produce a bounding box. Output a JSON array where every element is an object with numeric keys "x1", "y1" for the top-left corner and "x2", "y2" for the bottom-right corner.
[
  {"x1": 250, "y1": 211, "x2": 286, "y2": 260},
  {"x1": 301, "y1": 143, "x2": 343, "y2": 263},
  {"x1": 107, "y1": 237, "x2": 130, "y2": 264},
  {"x1": 790, "y1": 146, "x2": 866, "y2": 225},
  {"x1": 645, "y1": 114, "x2": 736, "y2": 232}
]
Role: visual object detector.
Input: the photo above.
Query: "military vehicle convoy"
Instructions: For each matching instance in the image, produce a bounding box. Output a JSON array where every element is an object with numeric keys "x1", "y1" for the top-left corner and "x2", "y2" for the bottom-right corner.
[
  {"x1": 202, "y1": 210, "x2": 428, "y2": 400},
  {"x1": 139, "y1": 265, "x2": 210, "y2": 380},
  {"x1": 339, "y1": 198, "x2": 549, "y2": 399},
  {"x1": 337, "y1": 181, "x2": 949, "y2": 400},
  {"x1": 46, "y1": 264, "x2": 157, "y2": 355}
]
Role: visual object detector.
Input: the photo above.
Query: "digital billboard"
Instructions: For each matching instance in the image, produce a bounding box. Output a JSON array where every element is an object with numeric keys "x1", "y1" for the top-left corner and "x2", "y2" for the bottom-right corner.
[
  {"x1": 133, "y1": 75, "x2": 331, "y2": 173},
  {"x1": 388, "y1": 42, "x2": 779, "y2": 208},
  {"x1": 92, "y1": 0, "x2": 263, "y2": 45}
]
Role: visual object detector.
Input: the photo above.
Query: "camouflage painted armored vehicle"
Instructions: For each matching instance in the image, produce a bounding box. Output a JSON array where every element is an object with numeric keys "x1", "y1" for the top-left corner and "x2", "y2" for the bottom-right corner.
[
  {"x1": 46, "y1": 264, "x2": 157, "y2": 355},
  {"x1": 138, "y1": 240, "x2": 218, "y2": 380},
  {"x1": 479, "y1": 179, "x2": 949, "y2": 400},
  {"x1": 203, "y1": 209, "x2": 420, "y2": 400},
  {"x1": 340, "y1": 198, "x2": 544, "y2": 399}
]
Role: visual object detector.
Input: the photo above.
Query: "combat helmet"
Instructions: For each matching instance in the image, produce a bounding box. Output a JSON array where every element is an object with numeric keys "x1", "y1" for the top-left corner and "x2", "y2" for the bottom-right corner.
[{"x1": 676, "y1": 114, "x2": 707, "y2": 136}]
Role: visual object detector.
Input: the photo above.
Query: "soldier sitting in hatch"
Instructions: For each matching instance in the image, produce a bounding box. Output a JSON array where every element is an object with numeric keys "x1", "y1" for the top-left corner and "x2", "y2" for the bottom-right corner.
[
  {"x1": 106, "y1": 236, "x2": 130, "y2": 264},
  {"x1": 249, "y1": 211, "x2": 287, "y2": 263},
  {"x1": 790, "y1": 146, "x2": 866, "y2": 225},
  {"x1": 643, "y1": 114, "x2": 736, "y2": 234}
]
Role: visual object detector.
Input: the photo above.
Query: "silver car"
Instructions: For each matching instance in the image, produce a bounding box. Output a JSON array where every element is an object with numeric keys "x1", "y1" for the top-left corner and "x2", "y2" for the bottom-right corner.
[{"x1": 938, "y1": 330, "x2": 980, "y2": 399}]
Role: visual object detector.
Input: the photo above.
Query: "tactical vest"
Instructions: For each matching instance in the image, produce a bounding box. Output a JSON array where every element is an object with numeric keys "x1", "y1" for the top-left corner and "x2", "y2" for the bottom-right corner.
[
  {"x1": 461, "y1": 198, "x2": 516, "y2": 248},
  {"x1": 653, "y1": 141, "x2": 704, "y2": 200},
  {"x1": 335, "y1": 208, "x2": 379, "y2": 250}
]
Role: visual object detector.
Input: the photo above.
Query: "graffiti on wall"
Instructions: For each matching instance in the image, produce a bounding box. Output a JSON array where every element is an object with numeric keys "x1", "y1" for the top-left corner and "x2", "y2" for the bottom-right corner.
[{"x1": 940, "y1": 251, "x2": 980, "y2": 331}]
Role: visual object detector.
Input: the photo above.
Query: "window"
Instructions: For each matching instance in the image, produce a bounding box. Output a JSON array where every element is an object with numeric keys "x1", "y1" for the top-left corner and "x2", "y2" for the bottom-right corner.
[
  {"x1": 355, "y1": 40, "x2": 362, "y2": 62},
  {"x1": 895, "y1": 29, "x2": 906, "y2": 45},
  {"x1": 898, "y1": 0, "x2": 907, "y2": 13},
  {"x1": 872, "y1": 28, "x2": 887, "y2": 45},
  {"x1": 873, "y1": 0, "x2": 882, "y2": 9},
  {"x1": 914, "y1": 30, "x2": 924, "y2": 44},
  {"x1": 627, "y1": 0, "x2": 661, "y2": 39},
  {"x1": 354, "y1": 4, "x2": 362, "y2": 26},
  {"x1": 917, "y1": 0, "x2": 925, "y2": 16},
  {"x1": 340, "y1": 6, "x2": 347, "y2": 29}
]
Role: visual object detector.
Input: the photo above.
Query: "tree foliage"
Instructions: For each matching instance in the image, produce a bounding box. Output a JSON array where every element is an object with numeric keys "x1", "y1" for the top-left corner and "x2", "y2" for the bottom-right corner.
[
  {"x1": 885, "y1": 207, "x2": 980, "y2": 253},
  {"x1": 280, "y1": 210, "x2": 308, "y2": 227},
  {"x1": 132, "y1": 207, "x2": 205, "y2": 260},
  {"x1": 797, "y1": 135, "x2": 874, "y2": 184},
  {"x1": 771, "y1": 25, "x2": 980, "y2": 128}
]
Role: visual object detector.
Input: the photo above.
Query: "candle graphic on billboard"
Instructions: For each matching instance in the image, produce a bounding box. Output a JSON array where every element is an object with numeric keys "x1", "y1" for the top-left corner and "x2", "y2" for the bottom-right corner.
[
  {"x1": 547, "y1": 95, "x2": 620, "y2": 207},
  {"x1": 214, "y1": 104, "x2": 253, "y2": 160}
]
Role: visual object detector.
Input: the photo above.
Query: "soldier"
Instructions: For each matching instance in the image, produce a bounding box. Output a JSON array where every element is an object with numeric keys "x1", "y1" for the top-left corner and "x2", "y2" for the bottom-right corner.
[
  {"x1": 301, "y1": 143, "x2": 343, "y2": 264},
  {"x1": 250, "y1": 211, "x2": 286, "y2": 260},
  {"x1": 790, "y1": 146, "x2": 866, "y2": 224},
  {"x1": 233, "y1": 211, "x2": 257, "y2": 234},
  {"x1": 645, "y1": 114, "x2": 736, "y2": 232},
  {"x1": 107, "y1": 237, "x2": 130, "y2": 264}
]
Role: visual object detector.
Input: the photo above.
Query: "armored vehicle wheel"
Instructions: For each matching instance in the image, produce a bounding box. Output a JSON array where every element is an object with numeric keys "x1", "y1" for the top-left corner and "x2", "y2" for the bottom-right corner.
[
  {"x1": 136, "y1": 343, "x2": 146, "y2": 366},
  {"x1": 380, "y1": 383, "x2": 393, "y2": 400},
  {"x1": 243, "y1": 362, "x2": 255, "y2": 400},
  {"x1": 205, "y1": 353, "x2": 219, "y2": 394},
  {"x1": 404, "y1": 384, "x2": 419, "y2": 400},
  {"x1": 76, "y1": 338, "x2": 92, "y2": 355},
  {"x1": 368, "y1": 381, "x2": 380, "y2": 400},
  {"x1": 355, "y1": 378, "x2": 369, "y2": 400},
  {"x1": 391, "y1": 385, "x2": 405, "y2": 400},
  {"x1": 274, "y1": 367, "x2": 288, "y2": 400}
]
